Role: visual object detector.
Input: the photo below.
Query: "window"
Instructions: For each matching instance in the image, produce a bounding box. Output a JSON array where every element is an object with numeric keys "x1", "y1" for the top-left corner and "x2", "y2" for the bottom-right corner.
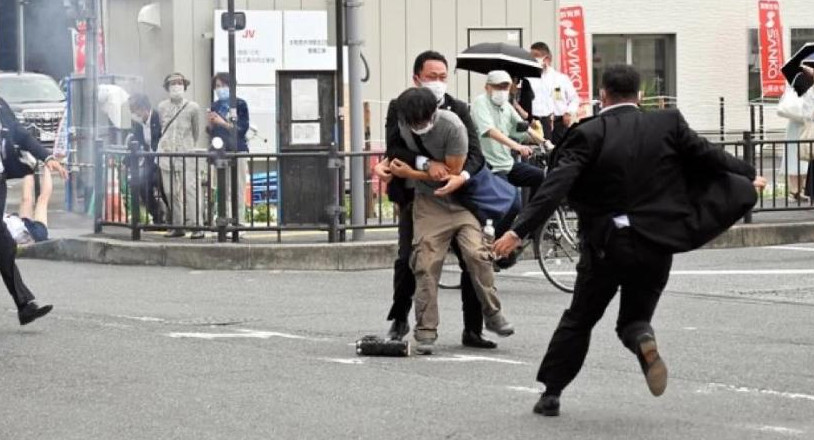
[
  {"x1": 748, "y1": 28, "x2": 814, "y2": 101},
  {"x1": 592, "y1": 34, "x2": 676, "y2": 102}
]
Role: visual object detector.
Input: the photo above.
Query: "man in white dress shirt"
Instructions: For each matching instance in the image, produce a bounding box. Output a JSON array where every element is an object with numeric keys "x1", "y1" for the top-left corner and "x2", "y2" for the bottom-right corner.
[{"x1": 522, "y1": 42, "x2": 579, "y2": 145}]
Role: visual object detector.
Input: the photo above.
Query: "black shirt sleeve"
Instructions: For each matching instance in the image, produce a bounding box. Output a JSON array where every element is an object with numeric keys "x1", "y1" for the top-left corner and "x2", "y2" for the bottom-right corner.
[{"x1": 511, "y1": 128, "x2": 594, "y2": 238}]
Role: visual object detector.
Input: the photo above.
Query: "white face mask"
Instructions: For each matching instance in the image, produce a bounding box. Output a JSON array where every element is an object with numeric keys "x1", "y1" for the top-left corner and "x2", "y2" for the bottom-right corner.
[
  {"x1": 169, "y1": 84, "x2": 185, "y2": 99},
  {"x1": 421, "y1": 81, "x2": 447, "y2": 103},
  {"x1": 490, "y1": 90, "x2": 510, "y2": 106},
  {"x1": 411, "y1": 122, "x2": 434, "y2": 136}
]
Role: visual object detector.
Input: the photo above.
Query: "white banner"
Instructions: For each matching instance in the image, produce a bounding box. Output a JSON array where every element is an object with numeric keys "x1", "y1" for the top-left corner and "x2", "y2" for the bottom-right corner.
[{"x1": 213, "y1": 10, "x2": 283, "y2": 85}]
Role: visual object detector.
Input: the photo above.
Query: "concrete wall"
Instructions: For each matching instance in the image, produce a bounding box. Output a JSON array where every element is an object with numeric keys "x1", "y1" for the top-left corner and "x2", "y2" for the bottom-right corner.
[{"x1": 571, "y1": 0, "x2": 814, "y2": 132}]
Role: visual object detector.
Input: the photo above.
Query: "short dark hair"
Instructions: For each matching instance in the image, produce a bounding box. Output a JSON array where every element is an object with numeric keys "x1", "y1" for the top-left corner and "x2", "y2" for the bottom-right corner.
[
  {"x1": 396, "y1": 88, "x2": 437, "y2": 126},
  {"x1": 601, "y1": 64, "x2": 641, "y2": 100},
  {"x1": 212, "y1": 72, "x2": 233, "y2": 89},
  {"x1": 128, "y1": 93, "x2": 151, "y2": 112},
  {"x1": 413, "y1": 50, "x2": 448, "y2": 77},
  {"x1": 530, "y1": 42, "x2": 551, "y2": 56}
]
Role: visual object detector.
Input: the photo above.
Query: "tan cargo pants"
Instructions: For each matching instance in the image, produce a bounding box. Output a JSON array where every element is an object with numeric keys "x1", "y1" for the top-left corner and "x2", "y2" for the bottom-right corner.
[{"x1": 410, "y1": 193, "x2": 502, "y2": 342}]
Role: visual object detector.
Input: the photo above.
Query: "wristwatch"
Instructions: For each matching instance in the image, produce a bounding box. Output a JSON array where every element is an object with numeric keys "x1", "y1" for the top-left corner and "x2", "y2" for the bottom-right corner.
[{"x1": 420, "y1": 161, "x2": 431, "y2": 171}]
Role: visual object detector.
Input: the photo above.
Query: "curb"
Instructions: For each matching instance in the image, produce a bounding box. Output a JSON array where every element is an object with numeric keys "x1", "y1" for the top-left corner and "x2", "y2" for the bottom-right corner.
[{"x1": 19, "y1": 222, "x2": 814, "y2": 271}]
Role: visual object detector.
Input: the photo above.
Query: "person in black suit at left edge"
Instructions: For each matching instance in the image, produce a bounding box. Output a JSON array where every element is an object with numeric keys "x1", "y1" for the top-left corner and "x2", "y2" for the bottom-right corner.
[{"x1": 0, "y1": 96, "x2": 68, "y2": 325}]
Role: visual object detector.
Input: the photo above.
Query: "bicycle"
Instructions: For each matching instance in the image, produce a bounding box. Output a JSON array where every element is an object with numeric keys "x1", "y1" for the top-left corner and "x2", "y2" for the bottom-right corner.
[{"x1": 517, "y1": 145, "x2": 581, "y2": 293}]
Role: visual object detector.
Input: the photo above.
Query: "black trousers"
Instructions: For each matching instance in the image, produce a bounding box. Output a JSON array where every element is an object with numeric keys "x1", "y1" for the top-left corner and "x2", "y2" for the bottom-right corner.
[
  {"x1": 0, "y1": 178, "x2": 36, "y2": 310},
  {"x1": 387, "y1": 201, "x2": 484, "y2": 333},
  {"x1": 539, "y1": 116, "x2": 568, "y2": 145},
  {"x1": 138, "y1": 163, "x2": 167, "y2": 224},
  {"x1": 537, "y1": 228, "x2": 673, "y2": 394},
  {"x1": 495, "y1": 162, "x2": 546, "y2": 238}
]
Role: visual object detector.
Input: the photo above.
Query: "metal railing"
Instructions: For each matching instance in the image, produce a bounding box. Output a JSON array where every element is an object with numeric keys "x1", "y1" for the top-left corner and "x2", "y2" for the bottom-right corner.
[
  {"x1": 95, "y1": 132, "x2": 814, "y2": 242},
  {"x1": 95, "y1": 140, "x2": 395, "y2": 243}
]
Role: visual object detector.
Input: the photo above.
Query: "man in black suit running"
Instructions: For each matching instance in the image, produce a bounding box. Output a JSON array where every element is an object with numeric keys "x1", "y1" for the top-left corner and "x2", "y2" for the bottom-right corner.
[{"x1": 494, "y1": 65, "x2": 766, "y2": 416}]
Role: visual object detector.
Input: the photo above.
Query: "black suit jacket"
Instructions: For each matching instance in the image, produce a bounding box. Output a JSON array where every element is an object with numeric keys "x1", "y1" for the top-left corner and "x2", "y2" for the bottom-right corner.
[
  {"x1": 132, "y1": 110, "x2": 162, "y2": 152},
  {"x1": 0, "y1": 97, "x2": 51, "y2": 177},
  {"x1": 512, "y1": 105, "x2": 757, "y2": 253},
  {"x1": 385, "y1": 93, "x2": 485, "y2": 206}
]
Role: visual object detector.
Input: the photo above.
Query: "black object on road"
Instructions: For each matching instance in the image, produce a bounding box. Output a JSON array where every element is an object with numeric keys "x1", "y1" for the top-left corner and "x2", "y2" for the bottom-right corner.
[{"x1": 355, "y1": 335, "x2": 410, "y2": 357}]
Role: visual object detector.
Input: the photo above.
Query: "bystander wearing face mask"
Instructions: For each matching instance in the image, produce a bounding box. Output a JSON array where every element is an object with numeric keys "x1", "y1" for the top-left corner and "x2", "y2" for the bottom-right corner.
[
  {"x1": 490, "y1": 90, "x2": 510, "y2": 106},
  {"x1": 215, "y1": 87, "x2": 230, "y2": 101},
  {"x1": 421, "y1": 81, "x2": 447, "y2": 104},
  {"x1": 169, "y1": 85, "x2": 185, "y2": 100}
]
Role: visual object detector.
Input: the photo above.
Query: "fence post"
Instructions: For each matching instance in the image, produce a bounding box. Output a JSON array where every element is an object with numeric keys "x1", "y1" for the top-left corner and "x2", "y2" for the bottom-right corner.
[
  {"x1": 327, "y1": 143, "x2": 343, "y2": 243},
  {"x1": 759, "y1": 103, "x2": 765, "y2": 139},
  {"x1": 212, "y1": 141, "x2": 228, "y2": 243},
  {"x1": 93, "y1": 139, "x2": 103, "y2": 234},
  {"x1": 230, "y1": 155, "x2": 239, "y2": 243},
  {"x1": 743, "y1": 131, "x2": 754, "y2": 224},
  {"x1": 718, "y1": 96, "x2": 725, "y2": 142},
  {"x1": 128, "y1": 139, "x2": 141, "y2": 241}
]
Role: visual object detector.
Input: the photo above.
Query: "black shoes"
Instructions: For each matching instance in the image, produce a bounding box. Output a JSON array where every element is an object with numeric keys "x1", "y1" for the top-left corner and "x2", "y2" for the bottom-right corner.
[
  {"x1": 636, "y1": 334, "x2": 668, "y2": 396},
  {"x1": 461, "y1": 330, "x2": 497, "y2": 349},
  {"x1": 533, "y1": 393, "x2": 560, "y2": 417},
  {"x1": 387, "y1": 320, "x2": 410, "y2": 341},
  {"x1": 18, "y1": 301, "x2": 53, "y2": 326}
]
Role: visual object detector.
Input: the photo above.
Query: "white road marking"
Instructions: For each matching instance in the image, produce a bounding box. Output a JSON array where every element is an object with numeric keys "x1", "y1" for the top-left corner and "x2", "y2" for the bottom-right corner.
[
  {"x1": 683, "y1": 327, "x2": 698, "y2": 331},
  {"x1": 321, "y1": 358, "x2": 365, "y2": 365},
  {"x1": 522, "y1": 269, "x2": 814, "y2": 277},
  {"x1": 757, "y1": 426, "x2": 805, "y2": 436},
  {"x1": 697, "y1": 382, "x2": 814, "y2": 402},
  {"x1": 506, "y1": 386, "x2": 541, "y2": 394},
  {"x1": 767, "y1": 246, "x2": 814, "y2": 252},
  {"x1": 425, "y1": 355, "x2": 528, "y2": 365},
  {"x1": 115, "y1": 315, "x2": 166, "y2": 322},
  {"x1": 167, "y1": 329, "x2": 327, "y2": 342}
]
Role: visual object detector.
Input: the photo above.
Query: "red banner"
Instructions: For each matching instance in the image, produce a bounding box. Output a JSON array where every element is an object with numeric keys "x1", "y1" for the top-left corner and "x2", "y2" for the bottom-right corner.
[
  {"x1": 559, "y1": 6, "x2": 590, "y2": 102},
  {"x1": 72, "y1": 21, "x2": 106, "y2": 74},
  {"x1": 758, "y1": 0, "x2": 785, "y2": 98}
]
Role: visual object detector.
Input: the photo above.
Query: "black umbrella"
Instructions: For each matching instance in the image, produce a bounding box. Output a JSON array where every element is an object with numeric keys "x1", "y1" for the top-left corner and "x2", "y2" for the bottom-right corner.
[
  {"x1": 456, "y1": 42, "x2": 542, "y2": 79},
  {"x1": 782, "y1": 42, "x2": 814, "y2": 96}
]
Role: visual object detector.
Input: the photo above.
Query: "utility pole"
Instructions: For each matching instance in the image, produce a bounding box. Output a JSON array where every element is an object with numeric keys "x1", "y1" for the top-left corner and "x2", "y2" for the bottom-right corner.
[
  {"x1": 16, "y1": 0, "x2": 25, "y2": 72},
  {"x1": 346, "y1": 0, "x2": 365, "y2": 241}
]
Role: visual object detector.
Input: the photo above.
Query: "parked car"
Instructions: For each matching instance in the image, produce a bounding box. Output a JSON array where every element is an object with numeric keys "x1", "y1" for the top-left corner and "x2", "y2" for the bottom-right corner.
[{"x1": 0, "y1": 72, "x2": 66, "y2": 148}]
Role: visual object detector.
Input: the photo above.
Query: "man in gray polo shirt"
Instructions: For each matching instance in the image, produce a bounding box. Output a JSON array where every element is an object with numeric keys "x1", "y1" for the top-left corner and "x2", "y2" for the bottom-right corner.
[{"x1": 387, "y1": 87, "x2": 514, "y2": 355}]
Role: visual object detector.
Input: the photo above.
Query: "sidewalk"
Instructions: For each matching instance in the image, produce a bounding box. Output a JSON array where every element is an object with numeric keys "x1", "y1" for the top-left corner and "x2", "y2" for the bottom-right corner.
[
  {"x1": 10, "y1": 172, "x2": 814, "y2": 270},
  {"x1": 15, "y1": 208, "x2": 814, "y2": 271}
]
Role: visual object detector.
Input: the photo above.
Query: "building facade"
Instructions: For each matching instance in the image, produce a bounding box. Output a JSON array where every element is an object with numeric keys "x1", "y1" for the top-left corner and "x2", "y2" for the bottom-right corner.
[{"x1": 97, "y1": 0, "x2": 814, "y2": 148}]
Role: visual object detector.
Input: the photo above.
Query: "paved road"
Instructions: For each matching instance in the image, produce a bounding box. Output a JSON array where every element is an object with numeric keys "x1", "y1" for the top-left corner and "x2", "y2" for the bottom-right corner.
[{"x1": 2, "y1": 244, "x2": 813, "y2": 439}]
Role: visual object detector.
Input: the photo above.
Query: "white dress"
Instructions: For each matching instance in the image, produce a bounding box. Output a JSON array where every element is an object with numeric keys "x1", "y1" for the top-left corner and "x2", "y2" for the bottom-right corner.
[{"x1": 782, "y1": 89, "x2": 814, "y2": 176}]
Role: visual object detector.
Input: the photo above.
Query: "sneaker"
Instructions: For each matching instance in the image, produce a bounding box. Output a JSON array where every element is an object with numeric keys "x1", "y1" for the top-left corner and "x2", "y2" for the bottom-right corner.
[
  {"x1": 636, "y1": 334, "x2": 668, "y2": 396},
  {"x1": 387, "y1": 320, "x2": 410, "y2": 341},
  {"x1": 484, "y1": 311, "x2": 515, "y2": 337},
  {"x1": 532, "y1": 393, "x2": 560, "y2": 417},
  {"x1": 164, "y1": 229, "x2": 186, "y2": 238},
  {"x1": 415, "y1": 339, "x2": 435, "y2": 355},
  {"x1": 190, "y1": 231, "x2": 206, "y2": 240}
]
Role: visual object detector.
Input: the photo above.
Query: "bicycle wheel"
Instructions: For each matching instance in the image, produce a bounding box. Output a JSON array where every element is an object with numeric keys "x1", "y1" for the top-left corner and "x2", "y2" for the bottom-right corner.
[{"x1": 535, "y1": 209, "x2": 581, "y2": 293}]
